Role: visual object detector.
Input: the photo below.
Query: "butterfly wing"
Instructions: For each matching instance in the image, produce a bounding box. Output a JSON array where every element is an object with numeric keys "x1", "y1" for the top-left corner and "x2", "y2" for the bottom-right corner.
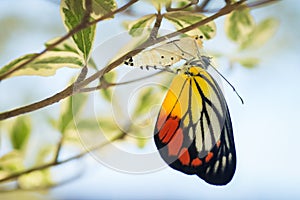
[{"x1": 154, "y1": 66, "x2": 236, "y2": 185}]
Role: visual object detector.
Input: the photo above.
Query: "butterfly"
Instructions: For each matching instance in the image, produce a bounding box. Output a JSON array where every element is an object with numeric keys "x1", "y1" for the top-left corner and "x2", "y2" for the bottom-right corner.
[
  {"x1": 124, "y1": 34, "x2": 238, "y2": 185},
  {"x1": 124, "y1": 35, "x2": 204, "y2": 70},
  {"x1": 154, "y1": 61, "x2": 237, "y2": 185}
]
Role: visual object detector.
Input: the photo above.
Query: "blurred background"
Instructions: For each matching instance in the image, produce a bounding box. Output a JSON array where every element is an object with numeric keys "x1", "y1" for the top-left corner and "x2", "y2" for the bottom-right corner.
[{"x1": 0, "y1": 0, "x2": 299, "y2": 199}]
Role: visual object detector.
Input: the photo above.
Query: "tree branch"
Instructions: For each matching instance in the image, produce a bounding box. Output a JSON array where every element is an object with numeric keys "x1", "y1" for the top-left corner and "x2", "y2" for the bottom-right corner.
[{"x1": 0, "y1": 0, "x2": 139, "y2": 81}]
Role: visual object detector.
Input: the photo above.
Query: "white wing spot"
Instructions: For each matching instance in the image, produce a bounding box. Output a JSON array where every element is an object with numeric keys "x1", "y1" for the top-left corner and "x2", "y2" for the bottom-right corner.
[
  {"x1": 221, "y1": 156, "x2": 227, "y2": 173},
  {"x1": 213, "y1": 160, "x2": 220, "y2": 174},
  {"x1": 228, "y1": 153, "x2": 232, "y2": 163}
]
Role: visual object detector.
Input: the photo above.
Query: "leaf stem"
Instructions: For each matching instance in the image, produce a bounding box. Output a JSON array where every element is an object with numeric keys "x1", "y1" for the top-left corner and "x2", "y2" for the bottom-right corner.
[{"x1": 53, "y1": 136, "x2": 64, "y2": 163}]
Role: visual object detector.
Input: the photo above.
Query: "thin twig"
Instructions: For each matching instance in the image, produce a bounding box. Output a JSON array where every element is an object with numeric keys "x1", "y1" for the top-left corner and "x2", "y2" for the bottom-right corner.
[
  {"x1": 247, "y1": 0, "x2": 279, "y2": 8},
  {"x1": 196, "y1": 0, "x2": 278, "y2": 13},
  {"x1": 75, "y1": 66, "x2": 88, "y2": 83},
  {"x1": 199, "y1": 0, "x2": 211, "y2": 9},
  {"x1": 0, "y1": 132, "x2": 125, "y2": 183},
  {"x1": 2, "y1": 170, "x2": 84, "y2": 191},
  {"x1": 195, "y1": 0, "x2": 211, "y2": 12},
  {"x1": 150, "y1": 11, "x2": 163, "y2": 40},
  {"x1": 0, "y1": 0, "x2": 139, "y2": 81},
  {"x1": 53, "y1": 137, "x2": 64, "y2": 163},
  {"x1": 79, "y1": 71, "x2": 164, "y2": 93},
  {"x1": 86, "y1": 0, "x2": 139, "y2": 27}
]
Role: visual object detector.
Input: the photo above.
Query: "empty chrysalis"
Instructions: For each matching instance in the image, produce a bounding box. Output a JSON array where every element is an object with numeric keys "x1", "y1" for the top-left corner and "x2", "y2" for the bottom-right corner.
[{"x1": 124, "y1": 35, "x2": 204, "y2": 69}]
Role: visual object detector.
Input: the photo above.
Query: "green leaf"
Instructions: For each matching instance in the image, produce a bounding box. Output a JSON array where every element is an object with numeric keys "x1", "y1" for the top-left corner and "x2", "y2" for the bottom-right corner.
[
  {"x1": 18, "y1": 169, "x2": 53, "y2": 189},
  {"x1": 131, "y1": 123, "x2": 152, "y2": 148},
  {"x1": 100, "y1": 87, "x2": 113, "y2": 102},
  {"x1": 173, "y1": 0, "x2": 196, "y2": 11},
  {"x1": 224, "y1": 5, "x2": 255, "y2": 43},
  {"x1": 0, "y1": 151, "x2": 24, "y2": 173},
  {"x1": 58, "y1": 93, "x2": 88, "y2": 134},
  {"x1": 103, "y1": 70, "x2": 116, "y2": 83},
  {"x1": 125, "y1": 14, "x2": 156, "y2": 37},
  {"x1": 10, "y1": 117, "x2": 31, "y2": 150},
  {"x1": 88, "y1": 57, "x2": 98, "y2": 70},
  {"x1": 98, "y1": 117, "x2": 120, "y2": 134},
  {"x1": 235, "y1": 57, "x2": 260, "y2": 69},
  {"x1": 34, "y1": 145, "x2": 56, "y2": 165},
  {"x1": 0, "y1": 51, "x2": 84, "y2": 79},
  {"x1": 149, "y1": 0, "x2": 171, "y2": 10},
  {"x1": 88, "y1": 0, "x2": 117, "y2": 19},
  {"x1": 0, "y1": 36, "x2": 86, "y2": 80},
  {"x1": 132, "y1": 87, "x2": 162, "y2": 119},
  {"x1": 135, "y1": 131, "x2": 149, "y2": 148},
  {"x1": 164, "y1": 11, "x2": 216, "y2": 39},
  {"x1": 61, "y1": 0, "x2": 96, "y2": 61},
  {"x1": 45, "y1": 37, "x2": 79, "y2": 54},
  {"x1": 76, "y1": 119, "x2": 100, "y2": 131},
  {"x1": 239, "y1": 18, "x2": 279, "y2": 50},
  {"x1": 100, "y1": 71, "x2": 117, "y2": 102}
]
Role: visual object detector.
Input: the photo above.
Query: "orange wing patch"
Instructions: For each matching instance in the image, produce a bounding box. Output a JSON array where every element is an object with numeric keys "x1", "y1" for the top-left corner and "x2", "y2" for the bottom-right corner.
[
  {"x1": 168, "y1": 128, "x2": 183, "y2": 156},
  {"x1": 178, "y1": 148, "x2": 190, "y2": 165}
]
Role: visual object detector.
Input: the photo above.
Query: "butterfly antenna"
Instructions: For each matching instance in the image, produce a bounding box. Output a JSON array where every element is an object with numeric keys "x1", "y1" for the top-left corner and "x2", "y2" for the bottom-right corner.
[{"x1": 209, "y1": 64, "x2": 244, "y2": 104}]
